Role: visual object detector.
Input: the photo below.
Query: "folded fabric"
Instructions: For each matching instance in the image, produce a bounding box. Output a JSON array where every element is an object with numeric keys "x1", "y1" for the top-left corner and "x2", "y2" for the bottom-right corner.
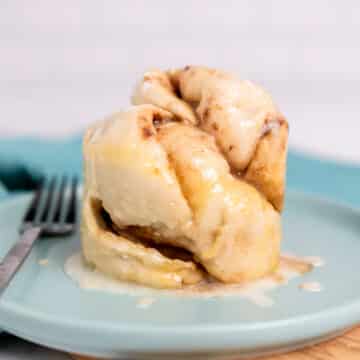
[
  {"x1": 287, "y1": 152, "x2": 360, "y2": 208},
  {"x1": 0, "y1": 136, "x2": 82, "y2": 194},
  {"x1": 0, "y1": 181, "x2": 7, "y2": 200},
  {"x1": 0, "y1": 135, "x2": 359, "y2": 208}
]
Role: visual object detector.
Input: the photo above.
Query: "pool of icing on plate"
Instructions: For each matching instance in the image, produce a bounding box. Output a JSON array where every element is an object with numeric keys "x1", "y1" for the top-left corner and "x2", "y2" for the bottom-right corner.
[{"x1": 65, "y1": 252, "x2": 324, "y2": 307}]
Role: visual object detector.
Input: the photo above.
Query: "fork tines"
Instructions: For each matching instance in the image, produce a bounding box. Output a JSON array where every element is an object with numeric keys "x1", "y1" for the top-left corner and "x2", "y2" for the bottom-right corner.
[{"x1": 23, "y1": 175, "x2": 79, "y2": 232}]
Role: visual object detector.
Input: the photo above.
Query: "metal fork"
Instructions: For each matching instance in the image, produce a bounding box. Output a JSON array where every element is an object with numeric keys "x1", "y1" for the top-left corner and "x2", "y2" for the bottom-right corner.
[{"x1": 0, "y1": 175, "x2": 78, "y2": 294}]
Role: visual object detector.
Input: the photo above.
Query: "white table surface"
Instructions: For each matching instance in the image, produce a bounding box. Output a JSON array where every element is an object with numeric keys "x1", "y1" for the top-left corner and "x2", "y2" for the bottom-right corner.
[{"x1": 1, "y1": 0, "x2": 360, "y2": 358}]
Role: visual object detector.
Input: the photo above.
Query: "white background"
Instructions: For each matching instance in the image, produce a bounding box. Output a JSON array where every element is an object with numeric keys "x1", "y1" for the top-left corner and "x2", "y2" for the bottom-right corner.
[{"x1": 1, "y1": 0, "x2": 360, "y2": 163}]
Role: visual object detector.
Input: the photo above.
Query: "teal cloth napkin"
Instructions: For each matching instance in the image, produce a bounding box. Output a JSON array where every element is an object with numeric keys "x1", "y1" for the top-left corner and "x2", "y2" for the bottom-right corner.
[
  {"x1": 0, "y1": 182, "x2": 7, "y2": 200},
  {"x1": 0, "y1": 136, "x2": 82, "y2": 197},
  {"x1": 0, "y1": 135, "x2": 359, "y2": 208},
  {"x1": 287, "y1": 152, "x2": 360, "y2": 208}
]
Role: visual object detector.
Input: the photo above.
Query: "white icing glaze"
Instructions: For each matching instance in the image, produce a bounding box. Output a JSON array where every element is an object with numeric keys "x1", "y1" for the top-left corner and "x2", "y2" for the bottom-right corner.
[
  {"x1": 303, "y1": 256, "x2": 325, "y2": 267},
  {"x1": 136, "y1": 297, "x2": 155, "y2": 309},
  {"x1": 65, "y1": 252, "x2": 320, "y2": 307},
  {"x1": 299, "y1": 282, "x2": 323, "y2": 292},
  {"x1": 281, "y1": 253, "x2": 325, "y2": 267}
]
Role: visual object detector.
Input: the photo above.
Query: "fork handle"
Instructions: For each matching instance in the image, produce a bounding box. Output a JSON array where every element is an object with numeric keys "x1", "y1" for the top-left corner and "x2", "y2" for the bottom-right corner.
[{"x1": 0, "y1": 227, "x2": 42, "y2": 294}]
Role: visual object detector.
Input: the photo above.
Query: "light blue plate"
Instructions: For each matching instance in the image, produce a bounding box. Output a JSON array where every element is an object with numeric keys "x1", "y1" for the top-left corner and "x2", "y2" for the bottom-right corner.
[{"x1": 0, "y1": 192, "x2": 360, "y2": 359}]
